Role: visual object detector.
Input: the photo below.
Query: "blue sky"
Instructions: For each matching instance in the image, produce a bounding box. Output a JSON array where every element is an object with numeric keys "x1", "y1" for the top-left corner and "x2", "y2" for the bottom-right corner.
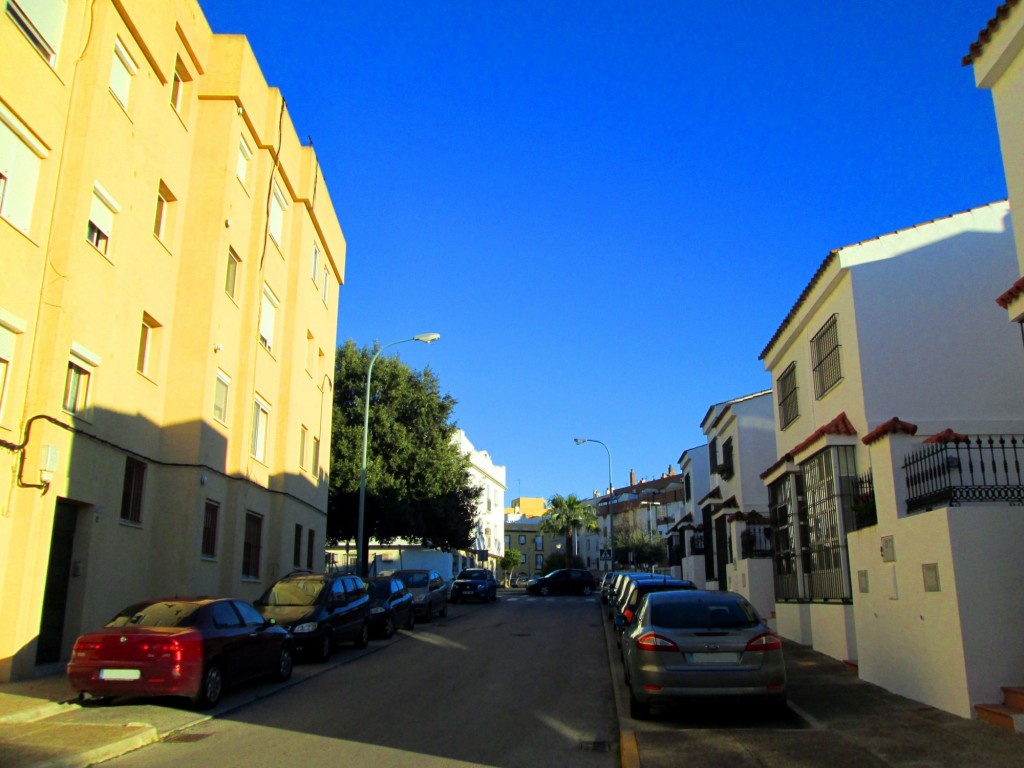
[{"x1": 201, "y1": 1, "x2": 1007, "y2": 503}]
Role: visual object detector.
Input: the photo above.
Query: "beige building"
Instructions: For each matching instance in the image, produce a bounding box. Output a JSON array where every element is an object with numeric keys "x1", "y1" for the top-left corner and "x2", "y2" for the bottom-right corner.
[
  {"x1": 965, "y1": 2, "x2": 1024, "y2": 322},
  {"x1": 0, "y1": 0, "x2": 345, "y2": 681}
]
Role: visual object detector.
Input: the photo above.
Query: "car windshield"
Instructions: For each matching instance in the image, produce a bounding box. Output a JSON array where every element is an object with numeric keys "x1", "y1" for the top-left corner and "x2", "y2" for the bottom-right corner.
[
  {"x1": 396, "y1": 572, "x2": 428, "y2": 588},
  {"x1": 367, "y1": 581, "x2": 393, "y2": 598},
  {"x1": 107, "y1": 601, "x2": 200, "y2": 628},
  {"x1": 258, "y1": 578, "x2": 324, "y2": 606},
  {"x1": 650, "y1": 598, "x2": 759, "y2": 630},
  {"x1": 458, "y1": 569, "x2": 488, "y2": 580}
]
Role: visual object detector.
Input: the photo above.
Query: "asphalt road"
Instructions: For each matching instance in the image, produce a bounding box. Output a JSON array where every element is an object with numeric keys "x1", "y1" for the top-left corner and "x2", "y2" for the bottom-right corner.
[{"x1": 100, "y1": 594, "x2": 619, "y2": 768}]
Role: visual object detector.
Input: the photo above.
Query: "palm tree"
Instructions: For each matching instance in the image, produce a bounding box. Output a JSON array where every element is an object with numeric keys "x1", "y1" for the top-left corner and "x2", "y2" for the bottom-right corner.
[{"x1": 540, "y1": 494, "x2": 599, "y2": 566}]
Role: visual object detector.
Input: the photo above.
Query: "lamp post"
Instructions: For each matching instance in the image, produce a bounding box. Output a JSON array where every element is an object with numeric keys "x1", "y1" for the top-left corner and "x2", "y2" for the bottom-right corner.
[
  {"x1": 357, "y1": 333, "x2": 440, "y2": 577},
  {"x1": 574, "y1": 437, "x2": 614, "y2": 572}
]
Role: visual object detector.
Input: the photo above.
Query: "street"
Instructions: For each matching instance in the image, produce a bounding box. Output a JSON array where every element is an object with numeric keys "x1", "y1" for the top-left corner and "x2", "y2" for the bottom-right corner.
[{"x1": 100, "y1": 594, "x2": 618, "y2": 768}]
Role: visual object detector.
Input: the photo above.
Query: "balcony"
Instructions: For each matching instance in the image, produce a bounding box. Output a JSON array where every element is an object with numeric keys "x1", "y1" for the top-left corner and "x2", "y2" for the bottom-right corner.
[{"x1": 903, "y1": 434, "x2": 1024, "y2": 513}]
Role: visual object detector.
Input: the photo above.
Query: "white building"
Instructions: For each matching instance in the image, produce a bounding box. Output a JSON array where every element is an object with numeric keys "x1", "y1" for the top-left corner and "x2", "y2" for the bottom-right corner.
[{"x1": 454, "y1": 430, "x2": 507, "y2": 573}]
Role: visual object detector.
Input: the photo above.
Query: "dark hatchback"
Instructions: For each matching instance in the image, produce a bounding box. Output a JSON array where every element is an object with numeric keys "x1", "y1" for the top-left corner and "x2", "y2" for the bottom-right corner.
[
  {"x1": 526, "y1": 568, "x2": 597, "y2": 596},
  {"x1": 254, "y1": 571, "x2": 370, "y2": 661},
  {"x1": 450, "y1": 568, "x2": 499, "y2": 602},
  {"x1": 366, "y1": 577, "x2": 416, "y2": 638},
  {"x1": 67, "y1": 597, "x2": 292, "y2": 709}
]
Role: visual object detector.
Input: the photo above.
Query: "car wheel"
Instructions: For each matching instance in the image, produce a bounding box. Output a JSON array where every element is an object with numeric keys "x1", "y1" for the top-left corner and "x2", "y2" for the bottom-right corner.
[
  {"x1": 274, "y1": 646, "x2": 293, "y2": 682},
  {"x1": 193, "y1": 662, "x2": 223, "y2": 709},
  {"x1": 540, "y1": 585, "x2": 550, "y2": 596},
  {"x1": 582, "y1": 585, "x2": 593, "y2": 596},
  {"x1": 405, "y1": 608, "x2": 415, "y2": 630},
  {"x1": 628, "y1": 689, "x2": 650, "y2": 720},
  {"x1": 422, "y1": 604, "x2": 433, "y2": 621},
  {"x1": 315, "y1": 631, "x2": 333, "y2": 663},
  {"x1": 440, "y1": 600, "x2": 448, "y2": 617},
  {"x1": 383, "y1": 615, "x2": 395, "y2": 639},
  {"x1": 353, "y1": 622, "x2": 369, "y2": 649}
]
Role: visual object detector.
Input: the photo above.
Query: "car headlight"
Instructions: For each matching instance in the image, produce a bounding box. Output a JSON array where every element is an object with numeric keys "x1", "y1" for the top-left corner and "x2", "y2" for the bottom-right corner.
[
  {"x1": 370, "y1": 606, "x2": 385, "y2": 615},
  {"x1": 293, "y1": 622, "x2": 318, "y2": 634},
  {"x1": 414, "y1": 594, "x2": 425, "y2": 602}
]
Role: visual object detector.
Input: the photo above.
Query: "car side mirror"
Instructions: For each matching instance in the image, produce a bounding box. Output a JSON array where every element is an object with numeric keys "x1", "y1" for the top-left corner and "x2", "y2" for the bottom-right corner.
[{"x1": 614, "y1": 615, "x2": 626, "y2": 630}]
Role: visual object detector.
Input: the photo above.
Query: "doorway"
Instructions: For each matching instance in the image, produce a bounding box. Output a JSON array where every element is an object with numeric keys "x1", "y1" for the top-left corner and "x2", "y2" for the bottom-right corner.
[{"x1": 36, "y1": 501, "x2": 77, "y2": 665}]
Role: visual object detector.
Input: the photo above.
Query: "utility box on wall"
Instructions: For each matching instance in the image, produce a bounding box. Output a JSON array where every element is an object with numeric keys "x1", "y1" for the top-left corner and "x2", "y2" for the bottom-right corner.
[{"x1": 880, "y1": 536, "x2": 896, "y2": 563}]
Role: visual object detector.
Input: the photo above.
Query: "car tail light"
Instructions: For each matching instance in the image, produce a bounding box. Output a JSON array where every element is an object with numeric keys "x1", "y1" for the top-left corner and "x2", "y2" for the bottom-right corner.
[
  {"x1": 623, "y1": 607, "x2": 635, "y2": 624},
  {"x1": 72, "y1": 638, "x2": 102, "y2": 656},
  {"x1": 745, "y1": 632, "x2": 782, "y2": 652},
  {"x1": 636, "y1": 632, "x2": 679, "y2": 652},
  {"x1": 139, "y1": 639, "x2": 184, "y2": 661}
]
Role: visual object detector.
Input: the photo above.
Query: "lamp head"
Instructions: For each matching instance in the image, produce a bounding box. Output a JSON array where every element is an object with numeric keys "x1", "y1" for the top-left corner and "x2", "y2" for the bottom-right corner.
[
  {"x1": 414, "y1": 333, "x2": 441, "y2": 344},
  {"x1": 574, "y1": 437, "x2": 587, "y2": 445}
]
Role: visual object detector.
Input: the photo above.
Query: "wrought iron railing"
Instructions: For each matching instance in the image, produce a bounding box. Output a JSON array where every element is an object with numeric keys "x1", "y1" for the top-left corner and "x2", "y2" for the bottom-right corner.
[
  {"x1": 688, "y1": 532, "x2": 705, "y2": 556},
  {"x1": 739, "y1": 524, "x2": 772, "y2": 558},
  {"x1": 849, "y1": 471, "x2": 876, "y2": 530},
  {"x1": 903, "y1": 435, "x2": 1024, "y2": 513}
]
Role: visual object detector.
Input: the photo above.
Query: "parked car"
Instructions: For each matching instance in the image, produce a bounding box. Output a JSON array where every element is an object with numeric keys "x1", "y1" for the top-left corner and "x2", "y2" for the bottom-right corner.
[
  {"x1": 392, "y1": 569, "x2": 448, "y2": 620},
  {"x1": 606, "y1": 571, "x2": 648, "y2": 618},
  {"x1": 450, "y1": 568, "x2": 499, "y2": 602},
  {"x1": 366, "y1": 577, "x2": 416, "y2": 638},
  {"x1": 602, "y1": 570, "x2": 645, "y2": 606},
  {"x1": 253, "y1": 571, "x2": 369, "y2": 662},
  {"x1": 526, "y1": 568, "x2": 597, "y2": 596},
  {"x1": 613, "y1": 577, "x2": 697, "y2": 644},
  {"x1": 67, "y1": 597, "x2": 292, "y2": 709},
  {"x1": 621, "y1": 590, "x2": 786, "y2": 719}
]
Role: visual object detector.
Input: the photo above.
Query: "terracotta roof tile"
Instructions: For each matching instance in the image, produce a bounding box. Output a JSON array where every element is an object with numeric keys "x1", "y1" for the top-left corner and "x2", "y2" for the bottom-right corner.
[
  {"x1": 791, "y1": 412, "x2": 857, "y2": 456},
  {"x1": 924, "y1": 428, "x2": 970, "y2": 444},
  {"x1": 996, "y1": 275, "x2": 1024, "y2": 309},
  {"x1": 862, "y1": 417, "x2": 919, "y2": 446},
  {"x1": 963, "y1": 1, "x2": 1020, "y2": 65}
]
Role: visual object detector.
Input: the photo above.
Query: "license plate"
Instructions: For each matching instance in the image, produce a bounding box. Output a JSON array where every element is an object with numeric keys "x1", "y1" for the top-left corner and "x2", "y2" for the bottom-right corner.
[
  {"x1": 99, "y1": 668, "x2": 141, "y2": 680},
  {"x1": 687, "y1": 652, "x2": 740, "y2": 664}
]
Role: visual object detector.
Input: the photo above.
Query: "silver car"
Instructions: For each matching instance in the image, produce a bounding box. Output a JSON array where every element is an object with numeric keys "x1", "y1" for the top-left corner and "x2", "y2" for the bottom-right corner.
[
  {"x1": 621, "y1": 590, "x2": 786, "y2": 719},
  {"x1": 391, "y1": 569, "x2": 448, "y2": 621}
]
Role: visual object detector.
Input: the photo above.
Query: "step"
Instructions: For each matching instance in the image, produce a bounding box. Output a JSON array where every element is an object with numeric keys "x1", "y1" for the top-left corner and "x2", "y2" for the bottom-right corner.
[
  {"x1": 1002, "y1": 686, "x2": 1024, "y2": 711},
  {"x1": 842, "y1": 659, "x2": 859, "y2": 677},
  {"x1": 975, "y1": 703, "x2": 1024, "y2": 733}
]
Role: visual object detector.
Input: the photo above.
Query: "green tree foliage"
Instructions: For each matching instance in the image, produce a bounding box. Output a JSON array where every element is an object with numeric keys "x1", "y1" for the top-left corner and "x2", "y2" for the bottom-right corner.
[
  {"x1": 326, "y1": 340, "x2": 479, "y2": 552},
  {"x1": 613, "y1": 526, "x2": 667, "y2": 569},
  {"x1": 540, "y1": 493, "x2": 599, "y2": 560},
  {"x1": 499, "y1": 548, "x2": 522, "y2": 585}
]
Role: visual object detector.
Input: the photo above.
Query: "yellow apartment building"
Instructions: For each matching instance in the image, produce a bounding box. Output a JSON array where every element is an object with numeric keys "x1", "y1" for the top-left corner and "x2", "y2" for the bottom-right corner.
[{"x1": 0, "y1": 0, "x2": 345, "y2": 682}]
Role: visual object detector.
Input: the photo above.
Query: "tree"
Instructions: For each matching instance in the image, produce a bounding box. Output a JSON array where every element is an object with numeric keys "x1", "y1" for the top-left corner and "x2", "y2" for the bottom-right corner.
[
  {"x1": 614, "y1": 526, "x2": 667, "y2": 570},
  {"x1": 540, "y1": 493, "x2": 599, "y2": 563},
  {"x1": 499, "y1": 548, "x2": 521, "y2": 586},
  {"x1": 326, "y1": 340, "x2": 479, "y2": 558}
]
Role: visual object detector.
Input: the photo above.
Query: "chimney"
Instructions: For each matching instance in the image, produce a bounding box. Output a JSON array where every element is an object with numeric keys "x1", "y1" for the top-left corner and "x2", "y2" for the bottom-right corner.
[{"x1": 630, "y1": 469, "x2": 636, "y2": 486}]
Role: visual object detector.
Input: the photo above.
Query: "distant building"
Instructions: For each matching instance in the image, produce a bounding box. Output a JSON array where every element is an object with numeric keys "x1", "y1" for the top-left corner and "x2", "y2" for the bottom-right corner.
[{"x1": 0, "y1": 0, "x2": 345, "y2": 681}]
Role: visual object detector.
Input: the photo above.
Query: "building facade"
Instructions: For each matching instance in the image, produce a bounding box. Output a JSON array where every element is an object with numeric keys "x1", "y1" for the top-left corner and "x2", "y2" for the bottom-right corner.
[{"x1": 0, "y1": 0, "x2": 345, "y2": 681}]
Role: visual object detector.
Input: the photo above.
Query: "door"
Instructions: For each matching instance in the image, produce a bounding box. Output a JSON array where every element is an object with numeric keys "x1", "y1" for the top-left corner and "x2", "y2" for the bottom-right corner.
[{"x1": 36, "y1": 502, "x2": 77, "y2": 664}]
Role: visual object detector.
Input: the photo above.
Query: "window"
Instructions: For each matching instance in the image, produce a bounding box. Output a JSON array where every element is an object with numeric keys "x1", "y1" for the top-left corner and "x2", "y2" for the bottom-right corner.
[
  {"x1": 535, "y1": 554, "x2": 544, "y2": 570},
  {"x1": 708, "y1": 437, "x2": 718, "y2": 475},
  {"x1": 321, "y1": 267, "x2": 329, "y2": 303},
  {"x1": 170, "y1": 57, "x2": 191, "y2": 113},
  {"x1": 6, "y1": 0, "x2": 67, "y2": 64},
  {"x1": 251, "y1": 395, "x2": 270, "y2": 462},
  {"x1": 293, "y1": 524, "x2": 303, "y2": 568},
  {"x1": 719, "y1": 438, "x2": 734, "y2": 478},
  {"x1": 299, "y1": 424, "x2": 309, "y2": 469},
  {"x1": 519, "y1": 552, "x2": 526, "y2": 565},
  {"x1": 120, "y1": 457, "x2": 145, "y2": 524},
  {"x1": 0, "y1": 103, "x2": 45, "y2": 234},
  {"x1": 136, "y1": 313, "x2": 160, "y2": 378},
  {"x1": 63, "y1": 363, "x2": 88, "y2": 413},
  {"x1": 811, "y1": 314, "x2": 842, "y2": 398},
  {"x1": 311, "y1": 437, "x2": 320, "y2": 477},
  {"x1": 518, "y1": 534, "x2": 526, "y2": 545},
  {"x1": 213, "y1": 371, "x2": 230, "y2": 423},
  {"x1": 504, "y1": 534, "x2": 510, "y2": 548},
  {"x1": 201, "y1": 500, "x2": 219, "y2": 558},
  {"x1": 109, "y1": 38, "x2": 136, "y2": 109},
  {"x1": 534, "y1": 535, "x2": 543, "y2": 551},
  {"x1": 684, "y1": 473, "x2": 691, "y2": 502},
  {"x1": 307, "y1": 529, "x2": 315, "y2": 570},
  {"x1": 87, "y1": 183, "x2": 118, "y2": 256},
  {"x1": 269, "y1": 181, "x2": 286, "y2": 245},
  {"x1": 258, "y1": 285, "x2": 278, "y2": 351},
  {"x1": 153, "y1": 181, "x2": 175, "y2": 242},
  {"x1": 225, "y1": 248, "x2": 240, "y2": 298},
  {"x1": 311, "y1": 243, "x2": 319, "y2": 282},
  {"x1": 0, "y1": 312, "x2": 24, "y2": 422},
  {"x1": 800, "y1": 446, "x2": 857, "y2": 601},
  {"x1": 777, "y1": 362, "x2": 799, "y2": 429},
  {"x1": 243, "y1": 512, "x2": 263, "y2": 578},
  {"x1": 236, "y1": 137, "x2": 251, "y2": 186}
]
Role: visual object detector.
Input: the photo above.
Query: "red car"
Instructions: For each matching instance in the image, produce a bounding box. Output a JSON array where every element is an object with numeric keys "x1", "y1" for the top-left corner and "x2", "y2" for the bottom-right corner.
[{"x1": 67, "y1": 597, "x2": 292, "y2": 708}]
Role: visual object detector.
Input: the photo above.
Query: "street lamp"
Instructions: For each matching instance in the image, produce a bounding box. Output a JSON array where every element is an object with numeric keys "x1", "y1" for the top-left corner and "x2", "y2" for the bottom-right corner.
[
  {"x1": 357, "y1": 333, "x2": 441, "y2": 577},
  {"x1": 574, "y1": 437, "x2": 614, "y2": 571}
]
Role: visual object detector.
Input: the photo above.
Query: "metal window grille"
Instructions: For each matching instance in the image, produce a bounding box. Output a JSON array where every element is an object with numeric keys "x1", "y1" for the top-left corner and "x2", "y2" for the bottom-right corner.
[
  {"x1": 801, "y1": 446, "x2": 855, "y2": 601},
  {"x1": 810, "y1": 314, "x2": 842, "y2": 398},
  {"x1": 243, "y1": 513, "x2": 263, "y2": 578},
  {"x1": 777, "y1": 362, "x2": 799, "y2": 428},
  {"x1": 769, "y1": 474, "x2": 802, "y2": 601},
  {"x1": 120, "y1": 457, "x2": 145, "y2": 523}
]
